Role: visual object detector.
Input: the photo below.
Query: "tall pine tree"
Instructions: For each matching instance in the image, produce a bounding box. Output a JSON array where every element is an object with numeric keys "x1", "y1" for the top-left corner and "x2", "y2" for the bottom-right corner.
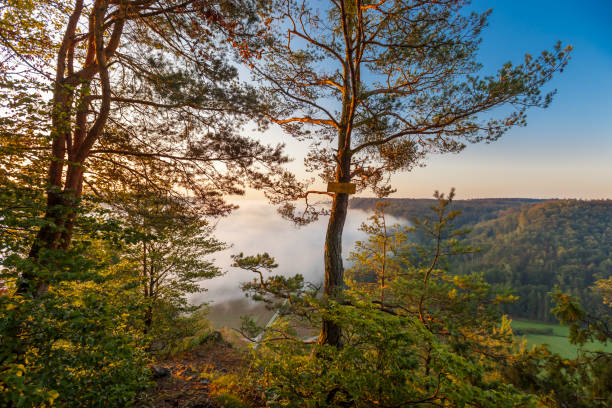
[{"x1": 248, "y1": 0, "x2": 571, "y2": 345}]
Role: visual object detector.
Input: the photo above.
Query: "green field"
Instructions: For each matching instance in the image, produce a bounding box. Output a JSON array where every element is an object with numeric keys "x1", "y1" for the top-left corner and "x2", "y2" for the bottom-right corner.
[{"x1": 512, "y1": 319, "x2": 612, "y2": 358}]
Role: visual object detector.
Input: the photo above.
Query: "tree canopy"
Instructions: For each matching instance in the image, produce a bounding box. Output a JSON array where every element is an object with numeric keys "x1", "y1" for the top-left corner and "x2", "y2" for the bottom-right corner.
[{"x1": 1, "y1": 0, "x2": 298, "y2": 296}]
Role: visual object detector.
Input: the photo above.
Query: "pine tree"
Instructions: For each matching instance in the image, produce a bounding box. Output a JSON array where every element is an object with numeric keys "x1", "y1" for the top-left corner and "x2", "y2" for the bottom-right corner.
[
  {"x1": 116, "y1": 194, "x2": 226, "y2": 339},
  {"x1": 248, "y1": 0, "x2": 571, "y2": 345},
  {"x1": 237, "y1": 191, "x2": 529, "y2": 407}
]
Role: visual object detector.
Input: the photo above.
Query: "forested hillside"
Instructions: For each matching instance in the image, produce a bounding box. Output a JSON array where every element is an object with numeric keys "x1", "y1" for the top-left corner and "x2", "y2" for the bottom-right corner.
[
  {"x1": 351, "y1": 198, "x2": 612, "y2": 322},
  {"x1": 351, "y1": 197, "x2": 545, "y2": 228},
  {"x1": 456, "y1": 200, "x2": 612, "y2": 321}
]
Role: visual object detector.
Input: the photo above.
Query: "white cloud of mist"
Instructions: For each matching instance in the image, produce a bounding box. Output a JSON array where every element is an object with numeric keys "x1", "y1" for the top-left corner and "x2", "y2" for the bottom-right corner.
[{"x1": 190, "y1": 201, "x2": 405, "y2": 305}]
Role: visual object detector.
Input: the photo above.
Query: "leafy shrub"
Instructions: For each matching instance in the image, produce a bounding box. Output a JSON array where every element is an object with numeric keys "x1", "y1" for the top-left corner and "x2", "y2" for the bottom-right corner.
[
  {"x1": 514, "y1": 327, "x2": 555, "y2": 336},
  {"x1": 0, "y1": 280, "x2": 151, "y2": 407},
  {"x1": 0, "y1": 226, "x2": 151, "y2": 407},
  {"x1": 213, "y1": 392, "x2": 248, "y2": 408}
]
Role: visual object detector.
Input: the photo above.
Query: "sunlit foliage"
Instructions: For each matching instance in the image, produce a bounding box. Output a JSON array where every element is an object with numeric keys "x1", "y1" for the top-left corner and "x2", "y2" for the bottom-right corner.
[{"x1": 237, "y1": 191, "x2": 533, "y2": 407}]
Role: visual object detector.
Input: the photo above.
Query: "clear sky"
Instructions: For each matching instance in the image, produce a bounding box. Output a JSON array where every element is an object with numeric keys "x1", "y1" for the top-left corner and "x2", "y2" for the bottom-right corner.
[
  {"x1": 404, "y1": 0, "x2": 612, "y2": 200},
  {"x1": 245, "y1": 1, "x2": 612, "y2": 200}
]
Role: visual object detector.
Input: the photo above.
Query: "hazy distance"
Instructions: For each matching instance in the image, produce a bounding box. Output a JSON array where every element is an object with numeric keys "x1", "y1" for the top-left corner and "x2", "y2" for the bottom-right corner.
[{"x1": 190, "y1": 201, "x2": 404, "y2": 306}]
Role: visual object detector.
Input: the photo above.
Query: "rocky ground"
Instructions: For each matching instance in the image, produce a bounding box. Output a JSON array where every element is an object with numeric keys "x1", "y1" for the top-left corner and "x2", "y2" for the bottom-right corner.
[{"x1": 138, "y1": 334, "x2": 252, "y2": 408}]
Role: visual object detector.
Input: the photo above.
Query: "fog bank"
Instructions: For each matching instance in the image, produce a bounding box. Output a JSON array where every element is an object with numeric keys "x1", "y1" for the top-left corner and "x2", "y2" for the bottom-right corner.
[{"x1": 190, "y1": 201, "x2": 404, "y2": 305}]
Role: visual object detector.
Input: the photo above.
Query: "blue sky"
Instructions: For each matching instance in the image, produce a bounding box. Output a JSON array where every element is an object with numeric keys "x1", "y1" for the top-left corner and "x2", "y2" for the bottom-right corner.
[
  {"x1": 247, "y1": 1, "x2": 612, "y2": 200},
  {"x1": 392, "y1": 0, "x2": 612, "y2": 199}
]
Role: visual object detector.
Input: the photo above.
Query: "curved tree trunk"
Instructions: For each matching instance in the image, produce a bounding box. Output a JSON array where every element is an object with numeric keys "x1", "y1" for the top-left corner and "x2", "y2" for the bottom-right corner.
[
  {"x1": 17, "y1": 57, "x2": 76, "y2": 296},
  {"x1": 18, "y1": 0, "x2": 120, "y2": 297}
]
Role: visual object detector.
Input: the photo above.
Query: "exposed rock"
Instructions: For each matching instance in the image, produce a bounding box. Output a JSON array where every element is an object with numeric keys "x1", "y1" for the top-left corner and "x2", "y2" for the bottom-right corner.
[
  {"x1": 151, "y1": 365, "x2": 171, "y2": 378},
  {"x1": 191, "y1": 402, "x2": 216, "y2": 408}
]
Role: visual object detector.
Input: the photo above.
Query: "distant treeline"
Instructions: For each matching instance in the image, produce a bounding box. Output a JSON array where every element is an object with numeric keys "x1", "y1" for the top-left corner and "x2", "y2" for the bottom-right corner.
[
  {"x1": 350, "y1": 198, "x2": 612, "y2": 322},
  {"x1": 351, "y1": 197, "x2": 546, "y2": 228}
]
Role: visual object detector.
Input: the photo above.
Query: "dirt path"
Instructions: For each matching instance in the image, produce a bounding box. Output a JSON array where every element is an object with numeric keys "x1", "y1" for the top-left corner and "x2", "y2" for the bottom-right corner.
[{"x1": 139, "y1": 339, "x2": 249, "y2": 408}]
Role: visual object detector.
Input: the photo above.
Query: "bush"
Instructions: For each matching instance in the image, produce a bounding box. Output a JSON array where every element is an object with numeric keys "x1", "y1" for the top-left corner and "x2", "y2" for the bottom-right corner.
[
  {"x1": 0, "y1": 248, "x2": 151, "y2": 407},
  {"x1": 249, "y1": 298, "x2": 534, "y2": 408},
  {"x1": 514, "y1": 327, "x2": 554, "y2": 336}
]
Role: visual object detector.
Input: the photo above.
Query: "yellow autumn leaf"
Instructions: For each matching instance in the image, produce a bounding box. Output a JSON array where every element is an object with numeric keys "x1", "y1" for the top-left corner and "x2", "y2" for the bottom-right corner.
[{"x1": 48, "y1": 389, "x2": 60, "y2": 404}]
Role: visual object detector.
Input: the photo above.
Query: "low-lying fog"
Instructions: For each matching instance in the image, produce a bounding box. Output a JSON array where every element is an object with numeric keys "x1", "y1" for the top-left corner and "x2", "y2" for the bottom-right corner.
[{"x1": 190, "y1": 201, "x2": 405, "y2": 307}]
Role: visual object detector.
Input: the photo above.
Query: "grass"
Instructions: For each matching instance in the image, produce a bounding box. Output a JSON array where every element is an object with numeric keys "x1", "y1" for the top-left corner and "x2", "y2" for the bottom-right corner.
[{"x1": 511, "y1": 319, "x2": 612, "y2": 358}]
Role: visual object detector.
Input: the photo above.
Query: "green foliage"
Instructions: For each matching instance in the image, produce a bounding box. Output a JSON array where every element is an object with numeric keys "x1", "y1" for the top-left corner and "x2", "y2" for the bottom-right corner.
[
  {"x1": 0, "y1": 173, "x2": 151, "y2": 406},
  {"x1": 234, "y1": 252, "x2": 315, "y2": 308},
  {"x1": 503, "y1": 280, "x2": 611, "y2": 407},
  {"x1": 457, "y1": 200, "x2": 612, "y2": 321},
  {"x1": 258, "y1": 0, "x2": 570, "y2": 218},
  {"x1": 552, "y1": 279, "x2": 612, "y2": 346},
  {"x1": 111, "y1": 194, "x2": 227, "y2": 350},
  {"x1": 253, "y1": 311, "x2": 532, "y2": 407},
  {"x1": 349, "y1": 197, "x2": 612, "y2": 406},
  {"x1": 213, "y1": 393, "x2": 248, "y2": 408},
  {"x1": 0, "y1": 107, "x2": 228, "y2": 405},
  {"x1": 352, "y1": 198, "x2": 612, "y2": 322},
  {"x1": 0, "y1": 251, "x2": 150, "y2": 407},
  {"x1": 152, "y1": 309, "x2": 217, "y2": 357},
  {"x1": 350, "y1": 197, "x2": 544, "y2": 230},
  {"x1": 238, "y1": 191, "x2": 534, "y2": 407}
]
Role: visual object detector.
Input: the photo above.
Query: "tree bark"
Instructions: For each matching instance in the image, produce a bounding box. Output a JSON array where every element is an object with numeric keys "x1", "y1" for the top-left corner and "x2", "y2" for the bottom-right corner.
[
  {"x1": 319, "y1": 152, "x2": 351, "y2": 347},
  {"x1": 59, "y1": 164, "x2": 85, "y2": 249},
  {"x1": 19, "y1": 0, "x2": 118, "y2": 296},
  {"x1": 16, "y1": 2, "x2": 82, "y2": 294}
]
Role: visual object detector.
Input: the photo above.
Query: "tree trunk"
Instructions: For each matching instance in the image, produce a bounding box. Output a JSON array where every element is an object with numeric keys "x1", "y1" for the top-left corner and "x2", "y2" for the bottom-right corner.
[
  {"x1": 17, "y1": 88, "x2": 73, "y2": 295},
  {"x1": 143, "y1": 305, "x2": 153, "y2": 335},
  {"x1": 17, "y1": 161, "x2": 86, "y2": 294},
  {"x1": 16, "y1": 1, "x2": 85, "y2": 295},
  {"x1": 59, "y1": 164, "x2": 85, "y2": 249},
  {"x1": 319, "y1": 154, "x2": 351, "y2": 347}
]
